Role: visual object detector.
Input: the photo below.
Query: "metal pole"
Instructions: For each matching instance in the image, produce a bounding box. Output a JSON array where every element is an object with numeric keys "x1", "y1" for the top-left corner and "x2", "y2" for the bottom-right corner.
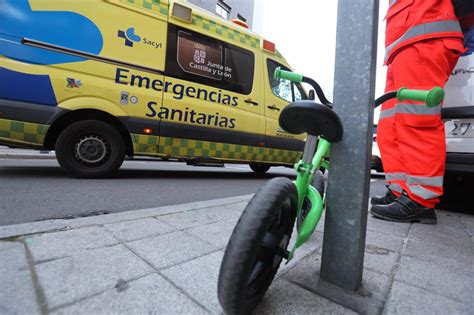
[{"x1": 320, "y1": 0, "x2": 379, "y2": 291}]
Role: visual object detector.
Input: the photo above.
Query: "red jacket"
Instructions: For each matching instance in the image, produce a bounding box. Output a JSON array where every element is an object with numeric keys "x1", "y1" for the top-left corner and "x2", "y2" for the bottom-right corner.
[{"x1": 385, "y1": 0, "x2": 464, "y2": 64}]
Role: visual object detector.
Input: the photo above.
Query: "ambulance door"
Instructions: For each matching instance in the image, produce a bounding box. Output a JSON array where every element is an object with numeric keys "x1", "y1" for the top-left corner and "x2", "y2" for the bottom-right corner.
[
  {"x1": 100, "y1": 1, "x2": 169, "y2": 156},
  {"x1": 37, "y1": 0, "x2": 170, "y2": 156},
  {"x1": 263, "y1": 58, "x2": 306, "y2": 163},
  {"x1": 162, "y1": 23, "x2": 262, "y2": 161}
]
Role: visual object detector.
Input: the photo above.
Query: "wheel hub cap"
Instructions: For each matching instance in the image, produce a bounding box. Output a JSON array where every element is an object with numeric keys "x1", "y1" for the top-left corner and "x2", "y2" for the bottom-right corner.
[{"x1": 75, "y1": 135, "x2": 107, "y2": 164}]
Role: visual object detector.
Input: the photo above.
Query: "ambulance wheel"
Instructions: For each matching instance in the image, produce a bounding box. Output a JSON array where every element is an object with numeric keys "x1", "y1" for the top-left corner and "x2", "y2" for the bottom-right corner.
[
  {"x1": 218, "y1": 177, "x2": 297, "y2": 314},
  {"x1": 55, "y1": 120, "x2": 125, "y2": 178},
  {"x1": 250, "y1": 163, "x2": 270, "y2": 173},
  {"x1": 297, "y1": 170, "x2": 325, "y2": 232}
]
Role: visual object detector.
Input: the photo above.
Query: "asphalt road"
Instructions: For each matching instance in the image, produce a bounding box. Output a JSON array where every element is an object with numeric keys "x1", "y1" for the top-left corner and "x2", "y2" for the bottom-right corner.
[{"x1": 0, "y1": 159, "x2": 386, "y2": 226}]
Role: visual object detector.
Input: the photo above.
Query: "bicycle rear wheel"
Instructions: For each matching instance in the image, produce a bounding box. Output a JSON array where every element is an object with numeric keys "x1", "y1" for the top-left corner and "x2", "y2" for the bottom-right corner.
[{"x1": 218, "y1": 177, "x2": 297, "y2": 315}]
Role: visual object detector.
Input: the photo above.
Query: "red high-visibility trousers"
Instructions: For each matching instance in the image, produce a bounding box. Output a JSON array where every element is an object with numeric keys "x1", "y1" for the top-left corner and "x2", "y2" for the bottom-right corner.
[{"x1": 378, "y1": 38, "x2": 462, "y2": 208}]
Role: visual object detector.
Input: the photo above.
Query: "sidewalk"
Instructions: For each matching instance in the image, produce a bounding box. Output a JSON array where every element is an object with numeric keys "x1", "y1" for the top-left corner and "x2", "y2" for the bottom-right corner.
[
  {"x1": 0, "y1": 146, "x2": 55, "y2": 160},
  {"x1": 1, "y1": 195, "x2": 473, "y2": 314}
]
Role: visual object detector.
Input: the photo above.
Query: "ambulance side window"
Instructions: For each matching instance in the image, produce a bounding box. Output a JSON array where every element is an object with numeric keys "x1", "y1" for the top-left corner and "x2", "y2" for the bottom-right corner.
[
  {"x1": 165, "y1": 24, "x2": 255, "y2": 95},
  {"x1": 267, "y1": 60, "x2": 306, "y2": 102},
  {"x1": 292, "y1": 84, "x2": 304, "y2": 101}
]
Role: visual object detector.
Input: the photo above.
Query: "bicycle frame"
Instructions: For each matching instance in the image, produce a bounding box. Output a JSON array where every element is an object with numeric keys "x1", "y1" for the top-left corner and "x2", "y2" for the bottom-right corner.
[
  {"x1": 288, "y1": 135, "x2": 331, "y2": 260},
  {"x1": 275, "y1": 67, "x2": 445, "y2": 261}
]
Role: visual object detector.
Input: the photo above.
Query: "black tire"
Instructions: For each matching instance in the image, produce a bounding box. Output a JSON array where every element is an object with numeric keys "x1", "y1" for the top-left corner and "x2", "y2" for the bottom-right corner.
[
  {"x1": 375, "y1": 158, "x2": 384, "y2": 173},
  {"x1": 55, "y1": 120, "x2": 125, "y2": 178},
  {"x1": 250, "y1": 163, "x2": 271, "y2": 173},
  {"x1": 218, "y1": 177, "x2": 297, "y2": 314},
  {"x1": 297, "y1": 170, "x2": 325, "y2": 231}
]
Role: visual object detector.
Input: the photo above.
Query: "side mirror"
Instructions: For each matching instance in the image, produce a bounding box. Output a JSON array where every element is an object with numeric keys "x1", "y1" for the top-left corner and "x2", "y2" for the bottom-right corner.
[{"x1": 308, "y1": 90, "x2": 315, "y2": 100}]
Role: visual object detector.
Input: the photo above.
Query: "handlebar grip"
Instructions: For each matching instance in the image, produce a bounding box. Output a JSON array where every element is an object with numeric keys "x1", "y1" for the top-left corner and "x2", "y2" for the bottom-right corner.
[
  {"x1": 274, "y1": 67, "x2": 303, "y2": 83},
  {"x1": 397, "y1": 87, "x2": 445, "y2": 108}
]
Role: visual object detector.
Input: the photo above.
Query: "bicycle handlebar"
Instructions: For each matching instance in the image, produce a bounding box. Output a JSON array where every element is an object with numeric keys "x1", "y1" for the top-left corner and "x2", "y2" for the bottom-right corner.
[
  {"x1": 274, "y1": 67, "x2": 303, "y2": 83},
  {"x1": 274, "y1": 68, "x2": 445, "y2": 108},
  {"x1": 397, "y1": 87, "x2": 444, "y2": 108},
  {"x1": 274, "y1": 67, "x2": 332, "y2": 106}
]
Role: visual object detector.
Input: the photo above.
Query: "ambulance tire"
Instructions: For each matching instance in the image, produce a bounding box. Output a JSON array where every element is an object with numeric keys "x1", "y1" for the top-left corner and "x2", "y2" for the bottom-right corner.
[
  {"x1": 218, "y1": 177, "x2": 297, "y2": 315},
  {"x1": 55, "y1": 120, "x2": 125, "y2": 178},
  {"x1": 250, "y1": 163, "x2": 271, "y2": 173},
  {"x1": 297, "y1": 170, "x2": 325, "y2": 232}
]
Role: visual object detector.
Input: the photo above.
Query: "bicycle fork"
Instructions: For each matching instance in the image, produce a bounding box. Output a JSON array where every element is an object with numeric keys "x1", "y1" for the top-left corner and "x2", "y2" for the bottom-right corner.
[{"x1": 288, "y1": 136, "x2": 330, "y2": 260}]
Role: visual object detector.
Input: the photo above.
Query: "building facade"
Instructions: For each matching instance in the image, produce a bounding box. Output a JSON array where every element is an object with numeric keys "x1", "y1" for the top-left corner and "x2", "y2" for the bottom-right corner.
[{"x1": 186, "y1": 0, "x2": 255, "y2": 28}]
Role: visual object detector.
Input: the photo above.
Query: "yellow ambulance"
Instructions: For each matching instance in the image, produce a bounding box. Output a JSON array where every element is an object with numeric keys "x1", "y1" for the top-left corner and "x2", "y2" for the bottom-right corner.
[{"x1": 0, "y1": 0, "x2": 307, "y2": 178}]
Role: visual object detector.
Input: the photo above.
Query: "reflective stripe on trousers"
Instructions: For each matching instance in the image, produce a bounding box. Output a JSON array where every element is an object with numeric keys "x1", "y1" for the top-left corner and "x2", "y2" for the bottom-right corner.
[
  {"x1": 379, "y1": 103, "x2": 441, "y2": 121},
  {"x1": 385, "y1": 172, "x2": 444, "y2": 199},
  {"x1": 385, "y1": 20, "x2": 462, "y2": 62}
]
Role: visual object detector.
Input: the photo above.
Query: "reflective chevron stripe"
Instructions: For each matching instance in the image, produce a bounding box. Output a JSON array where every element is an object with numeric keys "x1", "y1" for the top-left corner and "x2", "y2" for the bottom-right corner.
[
  {"x1": 389, "y1": 183, "x2": 403, "y2": 193},
  {"x1": 409, "y1": 185, "x2": 441, "y2": 199},
  {"x1": 385, "y1": 172, "x2": 406, "y2": 181},
  {"x1": 407, "y1": 175, "x2": 443, "y2": 187}
]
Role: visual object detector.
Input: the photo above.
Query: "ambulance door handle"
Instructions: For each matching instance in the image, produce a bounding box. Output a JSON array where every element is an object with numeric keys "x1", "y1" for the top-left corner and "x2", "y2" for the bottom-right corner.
[
  {"x1": 244, "y1": 99, "x2": 259, "y2": 106},
  {"x1": 267, "y1": 105, "x2": 280, "y2": 111}
]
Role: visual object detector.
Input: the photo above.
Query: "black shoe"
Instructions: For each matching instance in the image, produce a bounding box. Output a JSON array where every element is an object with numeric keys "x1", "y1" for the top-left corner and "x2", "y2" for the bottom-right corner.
[
  {"x1": 370, "y1": 194, "x2": 437, "y2": 224},
  {"x1": 370, "y1": 190, "x2": 397, "y2": 206}
]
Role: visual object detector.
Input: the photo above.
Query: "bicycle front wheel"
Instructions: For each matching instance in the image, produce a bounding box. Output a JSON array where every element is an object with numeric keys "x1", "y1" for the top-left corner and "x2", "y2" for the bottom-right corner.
[{"x1": 218, "y1": 177, "x2": 297, "y2": 315}]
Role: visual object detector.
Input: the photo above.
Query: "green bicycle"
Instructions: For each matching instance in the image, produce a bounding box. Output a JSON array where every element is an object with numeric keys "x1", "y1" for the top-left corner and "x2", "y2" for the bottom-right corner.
[{"x1": 217, "y1": 68, "x2": 445, "y2": 315}]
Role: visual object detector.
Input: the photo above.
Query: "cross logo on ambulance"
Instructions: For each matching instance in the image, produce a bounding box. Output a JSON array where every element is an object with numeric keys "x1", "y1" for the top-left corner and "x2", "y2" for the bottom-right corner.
[
  {"x1": 117, "y1": 27, "x2": 141, "y2": 47},
  {"x1": 117, "y1": 27, "x2": 162, "y2": 49}
]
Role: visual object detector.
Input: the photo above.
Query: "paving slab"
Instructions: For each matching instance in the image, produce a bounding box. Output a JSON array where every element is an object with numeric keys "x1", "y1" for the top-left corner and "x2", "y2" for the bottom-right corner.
[
  {"x1": 365, "y1": 230, "x2": 405, "y2": 253},
  {"x1": 0, "y1": 219, "x2": 68, "y2": 239},
  {"x1": 436, "y1": 211, "x2": 468, "y2": 230},
  {"x1": 366, "y1": 215, "x2": 411, "y2": 238},
  {"x1": 184, "y1": 219, "x2": 237, "y2": 249},
  {"x1": 279, "y1": 230, "x2": 324, "y2": 274},
  {"x1": 410, "y1": 211, "x2": 470, "y2": 236},
  {"x1": 126, "y1": 230, "x2": 218, "y2": 269},
  {"x1": 35, "y1": 244, "x2": 153, "y2": 309},
  {"x1": 27, "y1": 226, "x2": 118, "y2": 262},
  {"x1": 403, "y1": 236, "x2": 474, "y2": 265},
  {"x1": 383, "y1": 281, "x2": 470, "y2": 315},
  {"x1": 0, "y1": 241, "x2": 40, "y2": 315},
  {"x1": 282, "y1": 251, "x2": 392, "y2": 315},
  {"x1": 408, "y1": 223, "x2": 473, "y2": 248},
  {"x1": 254, "y1": 278, "x2": 356, "y2": 315},
  {"x1": 104, "y1": 217, "x2": 176, "y2": 242},
  {"x1": 158, "y1": 203, "x2": 245, "y2": 230},
  {"x1": 52, "y1": 273, "x2": 207, "y2": 315},
  {"x1": 161, "y1": 250, "x2": 224, "y2": 313},
  {"x1": 460, "y1": 216, "x2": 474, "y2": 238},
  {"x1": 395, "y1": 255, "x2": 474, "y2": 303},
  {"x1": 363, "y1": 244, "x2": 399, "y2": 275},
  {"x1": 67, "y1": 195, "x2": 251, "y2": 229}
]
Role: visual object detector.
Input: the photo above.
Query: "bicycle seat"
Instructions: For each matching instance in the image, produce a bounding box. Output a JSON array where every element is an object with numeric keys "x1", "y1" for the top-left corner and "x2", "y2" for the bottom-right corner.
[{"x1": 279, "y1": 101, "x2": 343, "y2": 142}]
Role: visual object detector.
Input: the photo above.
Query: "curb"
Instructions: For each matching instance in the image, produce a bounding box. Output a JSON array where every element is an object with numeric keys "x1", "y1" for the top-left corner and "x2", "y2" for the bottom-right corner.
[
  {"x1": 0, "y1": 154, "x2": 56, "y2": 160},
  {"x1": 0, "y1": 194, "x2": 253, "y2": 239}
]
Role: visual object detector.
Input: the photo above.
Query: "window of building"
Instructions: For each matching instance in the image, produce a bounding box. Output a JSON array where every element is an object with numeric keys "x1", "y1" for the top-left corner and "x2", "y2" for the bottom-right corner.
[
  {"x1": 267, "y1": 59, "x2": 306, "y2": 102},
  {"x1": 216, "y1": 2, "x2": 230, "y2": 19},
  {"x1": 237, "y1": 14, "x2": 247, "y2": 22},
  {"x1": 165, "y1": 24, "x2": 255, "y2": 95}
]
